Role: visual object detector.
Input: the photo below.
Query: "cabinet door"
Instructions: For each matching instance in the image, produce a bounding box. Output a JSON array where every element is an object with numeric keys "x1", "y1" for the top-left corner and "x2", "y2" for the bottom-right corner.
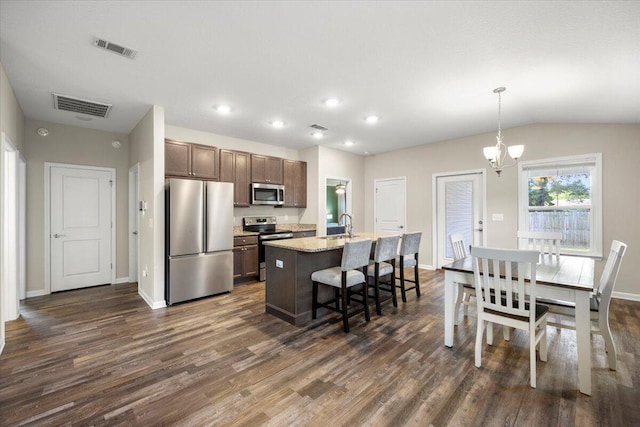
[
  {"x1": 165, "y1": 140, "x2": 191, "y2": 177},
  {"x1": 266, "y1": 157, "x2": 283, "y2": 184},
  {"x1": 243, "y1": 245, "x2": 258, "y2": 276},
  {"x1": 191, "y1": 144, "x2": 218, "y2": 180},
  {"x1": 251, "y1": 155, "x2": 267, "y2": 183},
  {"x1": 233, "y1": 247, "x2": 244, "y2": 279},
  {"x1": 235, "y1": 152, "x2": 251, "y2": 207},
  {"x1": 219, "y1": 149, "x2": 234, "y2": 183},
  {"x1": 283, "y1": 160, "x2": 296, "y2": 207},
  {"x1": 294, "y1": 161, "x2": 307, "y2": 207}
]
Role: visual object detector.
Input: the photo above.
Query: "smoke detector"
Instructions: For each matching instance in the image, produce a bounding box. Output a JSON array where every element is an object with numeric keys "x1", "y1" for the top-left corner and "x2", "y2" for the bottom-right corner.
[
  {"x1": 53, "y1": 93, "x2": 112, "y2": 118},
  {"x1": 93, "y1": 37, "x2": 137, "y2": 59}
]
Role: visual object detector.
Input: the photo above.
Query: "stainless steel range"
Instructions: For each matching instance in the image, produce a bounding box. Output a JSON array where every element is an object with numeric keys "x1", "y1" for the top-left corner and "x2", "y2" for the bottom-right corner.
[{"x1": 243, "y1": 216, "x2": 293, "y2": 281}]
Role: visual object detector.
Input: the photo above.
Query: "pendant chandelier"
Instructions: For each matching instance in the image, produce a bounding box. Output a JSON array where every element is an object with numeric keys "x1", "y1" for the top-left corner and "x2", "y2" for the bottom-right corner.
[
  {"x1": 335, "y1": 182, "x2": 346, "y2": 194},
  {"x1": 482, "y1": 87, "x2": 524, "y2": 176}
]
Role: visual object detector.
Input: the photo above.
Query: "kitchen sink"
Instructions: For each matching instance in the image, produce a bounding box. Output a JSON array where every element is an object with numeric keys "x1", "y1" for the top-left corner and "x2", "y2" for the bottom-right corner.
[{"x1": 318, "y1": 234, "x2": 359, "y2": 240}]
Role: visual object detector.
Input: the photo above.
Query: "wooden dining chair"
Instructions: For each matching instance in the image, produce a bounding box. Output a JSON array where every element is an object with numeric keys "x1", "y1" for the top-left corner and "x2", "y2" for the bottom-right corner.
[
  {"x1": 471, "y1": 246, "x2": 548, "y2": 388},
  {"x1": 311, "y1": 239, "x2": 373, "y2": 333},
  {"x1": 517, "y1": 230, "x2": 563, "y2": 259},
  {"x1": 540, "y1": 240, "x2": 627, "y2": 370},
  {"x1": 450, "y1": 233, "x2": 475, "y2": 321}
]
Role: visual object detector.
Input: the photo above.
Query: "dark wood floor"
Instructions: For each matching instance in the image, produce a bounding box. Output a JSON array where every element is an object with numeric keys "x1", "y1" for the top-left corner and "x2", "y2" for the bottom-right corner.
[{"x1": 1, "y1": 270, "x2": 638, "y2": 426}]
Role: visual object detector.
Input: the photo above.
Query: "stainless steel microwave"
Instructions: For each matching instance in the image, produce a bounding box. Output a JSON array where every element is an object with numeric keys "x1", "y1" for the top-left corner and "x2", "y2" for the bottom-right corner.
[{"x1": 251, "y1": 183, "x2": 285, "y2": 205}]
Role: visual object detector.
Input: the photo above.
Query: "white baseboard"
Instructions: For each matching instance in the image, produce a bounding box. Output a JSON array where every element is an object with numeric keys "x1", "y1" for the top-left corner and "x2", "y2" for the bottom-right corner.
[
  {"x1": 612, "y1": 291, "x2": 640, "y2": 302},
  {"x1": 114, "y1": 277, "x2": 130, "y2": 284},
  {"x1": 26, "y1": 289, "x2": 49, "y2": 298},
  {"x1": 418, "y1": 264, "x2": 435, "y2": 270},
  {"x1": 138, "y1": 287, "x2": 166, "y2": 310}
]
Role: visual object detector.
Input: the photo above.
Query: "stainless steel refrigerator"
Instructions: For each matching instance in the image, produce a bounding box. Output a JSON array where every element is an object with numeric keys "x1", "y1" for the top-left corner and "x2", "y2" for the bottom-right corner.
[{"x1": 165, "y1": 179, "x2": 233, "y2": 305}]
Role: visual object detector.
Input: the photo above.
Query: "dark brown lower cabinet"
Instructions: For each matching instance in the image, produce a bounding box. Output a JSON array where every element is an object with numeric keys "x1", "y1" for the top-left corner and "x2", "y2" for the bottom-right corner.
[{"x1": 233, "y1": 236, "x2": 258, "y2": 280}]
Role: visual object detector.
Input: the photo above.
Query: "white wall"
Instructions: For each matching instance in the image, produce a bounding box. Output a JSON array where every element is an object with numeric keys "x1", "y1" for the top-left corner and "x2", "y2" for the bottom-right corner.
[
  {"x1": 129, "y1": 106, "x2": 166, "y2": 308},
  {"x1": 364, "y1": 123, "x2": 640, "y2": 298}
]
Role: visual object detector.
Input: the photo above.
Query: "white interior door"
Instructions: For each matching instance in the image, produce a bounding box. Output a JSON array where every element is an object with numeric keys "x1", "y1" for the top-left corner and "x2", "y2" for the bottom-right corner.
[
  {"x1": 50, "y1": 165, "x2": 113, "y2": 291},
  {"x1": 374, "y1": 177, "x2": 406, "y2": 234},
  {"x1": 435, "y1": 172, "x2": 485, "y2": 268}
]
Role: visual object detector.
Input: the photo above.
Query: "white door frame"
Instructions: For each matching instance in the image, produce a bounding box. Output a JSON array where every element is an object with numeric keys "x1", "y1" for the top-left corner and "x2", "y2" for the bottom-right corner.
[
  {"x1": 322, "y1": 176, "x2": 352, "y2": 236},
  {"x1": 2, "y1": 132, "x2": 22, "y2": 321},
  {"x1": 44, "y1": 162, "x2": 116, "y2": 293},
  {"x1": 128, "y1": 163, "x2": 140, "y2": 283},
  {"x1": 18, "y1": 153, "x2": 26, "y2": 300},
  {"x1": 373, "y1": 176, "x2": 407, "y2": 235},
  {"x1": 432, "y1": 169, "x2": 487, "y2": 269}
]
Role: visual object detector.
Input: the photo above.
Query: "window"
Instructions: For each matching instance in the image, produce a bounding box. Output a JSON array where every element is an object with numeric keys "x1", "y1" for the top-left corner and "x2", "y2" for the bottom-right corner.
[{"x1": 518, "y1": 153, "x2": 602, "y2": 257}]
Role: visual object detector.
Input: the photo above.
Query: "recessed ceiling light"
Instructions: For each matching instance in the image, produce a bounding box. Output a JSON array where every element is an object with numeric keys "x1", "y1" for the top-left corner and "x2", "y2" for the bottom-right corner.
[
  {"x1": 215, "y1": 104, "x2": 232, "y2": 114},
  {"x1": 37, "y1": 127, "x2": 49, "y2": 137},
  {"x1": 344, "y1": 140, "x2": 355, "y2": 146},
  {"x1": 112, "y1": 140, "x2": 121, "y2": 148},
  {"x1": 270, "y1": 120, "x2": 285, "y2": 128},
  {"x1": 365, "y1": 115, "x2": 379, "y2": 124},
  {"x1": 312, "y1": 131, "x2": 324, "y2": 139},
  {"x1": 324, "y1": 98, "x2": 341, "y2": 108}
]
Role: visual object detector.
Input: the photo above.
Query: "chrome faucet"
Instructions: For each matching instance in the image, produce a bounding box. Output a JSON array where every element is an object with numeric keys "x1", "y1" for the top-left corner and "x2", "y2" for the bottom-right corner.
[{"x1": 338, "y1": 213, "x2": 353, "y2": 238}]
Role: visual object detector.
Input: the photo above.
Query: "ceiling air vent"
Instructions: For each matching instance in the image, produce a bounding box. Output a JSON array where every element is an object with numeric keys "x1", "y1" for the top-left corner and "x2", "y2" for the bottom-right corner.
[
  {"x1": 93, "y1": 38, "x2": 137, "y2": 59},
  {"x1": 310, "y1": 124, "x2": 328, "y2": 131},
  {"x1": 52, "y1": 93, "x2": 112, "y2": 118}
]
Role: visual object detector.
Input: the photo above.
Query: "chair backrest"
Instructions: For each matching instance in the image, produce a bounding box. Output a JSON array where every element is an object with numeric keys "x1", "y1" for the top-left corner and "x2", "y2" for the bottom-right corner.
[
  {"x1": 449, "y1": 233, "x2": 468, "y2": 261},
  {"x1": 341, "y1": 239, "x2": 373, "y2": 271},
  {"x1": 471, "y1": 246, "x2": 540, "y2": 321},
  {"x1": 597, "y1": 240, "x2": 627, "y2": 300},
  {"x1": 373, "y1": 235, "x2": 401, "y2": 263},
  {"x1": 517, "y1": 230, "x2": 562, "y2": 257},
  {"x1": 399, "y1": 232, "x2": 422, "y2": 257}
]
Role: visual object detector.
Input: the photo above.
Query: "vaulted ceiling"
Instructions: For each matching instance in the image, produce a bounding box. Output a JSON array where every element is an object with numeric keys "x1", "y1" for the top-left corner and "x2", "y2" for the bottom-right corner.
[{"x1": 1, "y1": 1, "x2": 638, "y2": 155}]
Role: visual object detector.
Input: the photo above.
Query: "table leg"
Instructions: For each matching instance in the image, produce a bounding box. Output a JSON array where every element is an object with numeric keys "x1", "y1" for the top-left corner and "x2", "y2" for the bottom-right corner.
[
  {"x1": 444, "y1": 271, "x2": 457, "y2": 347},
  {"x1": 575, "y1": 290, "x2": 592, "y2": 395}
]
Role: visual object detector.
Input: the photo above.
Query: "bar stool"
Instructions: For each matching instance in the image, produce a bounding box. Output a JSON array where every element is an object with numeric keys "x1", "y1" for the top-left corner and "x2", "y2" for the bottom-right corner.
[
  {"x1": 311, "y1": 239, "x2": 373, "y2": 333},
  {"x1": 395, "y1": 232, "x2": 422, "y2": 303},
  {"x1": 367, "y1": 235, "x2": 401, "y2": 315}
]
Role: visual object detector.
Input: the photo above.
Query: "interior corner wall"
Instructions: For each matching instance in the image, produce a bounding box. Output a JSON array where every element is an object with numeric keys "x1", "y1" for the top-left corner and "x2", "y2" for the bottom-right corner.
[
  {"x1": 299, "y1": 146, "x2": 320, "y2": 229},
  {"x1": 129, "y1": 105, "x2": 165, "y2": 308},
  {"x1": 0, "y1": 60, "x2": 26, "y2": 352},
  {"x1": 23, "y1": 120, "x2": 130, "y2": 294},
  {"x1": 364, "y1": 123, "x2": 640, "y2": 297}
]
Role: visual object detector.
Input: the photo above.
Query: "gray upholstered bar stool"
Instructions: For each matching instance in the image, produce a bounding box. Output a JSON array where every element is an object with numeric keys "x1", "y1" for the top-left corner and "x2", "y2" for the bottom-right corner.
[
  {"x1": 367, "y1": 235, "x2": 401, "y2": 315},
  {"x1": 395, "y1": 232, "x2": 422, "y2": 302},
  {"x1": 311, "y1": 239, "x2": 373, "y2": 333}
]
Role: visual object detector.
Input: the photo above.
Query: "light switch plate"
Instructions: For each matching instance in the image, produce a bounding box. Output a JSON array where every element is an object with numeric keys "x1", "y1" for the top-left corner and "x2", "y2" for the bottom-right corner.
[{"x1": 492, "y1": 213, "x2": 504, "y2": 221}]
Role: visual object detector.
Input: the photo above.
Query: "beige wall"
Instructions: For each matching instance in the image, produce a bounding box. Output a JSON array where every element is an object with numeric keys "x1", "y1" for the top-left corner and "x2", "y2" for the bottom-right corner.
[
  {"x1": 23, "y1": 120, "x2": 130, "y2": 294},
  {"x1": 364, "y1": 123, "x2": 640, "y2": 297},
  {"x1": 129, "y1": 106, "x2": 165, "y2": 307},
  {"x1": 1, "y1": 61, "x2": 26, "y2": 349}
]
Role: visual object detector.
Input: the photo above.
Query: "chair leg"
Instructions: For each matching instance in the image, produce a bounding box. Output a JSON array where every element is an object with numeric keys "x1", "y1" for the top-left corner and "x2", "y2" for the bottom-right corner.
[
  {"x1": 475, "y1": 319, "x2": 484, "y2": 368},
  {"x1": 312, "y1": 281, "x2": 318, "y2": 320},
  {"x1": 399, "y1": 263, "x2": 407, "y2": 303},
  {"x1": 599, "y1": 306, "x2": 617, "y2": 370},
  {"x1": 455, "y1": 284, "x2": 464, "y2": 323},
  {"x1": 463, "y1": 292, "x2": 471, "y2": 316},
  {"x1": 540, "y1": 319, "x2": 548, "y2": 362},
  {"x1": 362, "y1": 269, "x2": 370, "y2": 322},
  {"x1": 389, "y1": 269, "x2": 398, "y2": 307},
  {"x1": 503, "y1": 326, "x2": 511, "y2": 341},
  {"x1": 374, "y1": 266, "x2": 382, "y2": 316},
  {"x1": 413, "y1": 261, "x2": 420, "y2": 298},
  {"x1": 341, "y1": 280, "x2": 350, "y2": 333},
  {"x1": 487, "y1": 322, "x2": 494, "y2": 346},
  {"x1": 530, "y1": 324, "x2": 537, "y2": 388}
]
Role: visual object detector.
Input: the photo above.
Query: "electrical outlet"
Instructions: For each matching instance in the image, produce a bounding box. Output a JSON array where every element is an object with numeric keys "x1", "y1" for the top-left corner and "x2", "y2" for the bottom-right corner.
[
  {"x1": 142, "y1": 267, "x2": 148, "y2": 277},
  {"x1": 276, "y1": 260, "x2": 284, "y2": 268}
]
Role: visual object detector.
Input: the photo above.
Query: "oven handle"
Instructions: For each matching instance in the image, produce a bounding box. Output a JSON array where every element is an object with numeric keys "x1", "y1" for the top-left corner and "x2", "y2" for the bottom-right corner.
[{"x1": 260, "y1": 233, "x2": 294, "y2": 240}]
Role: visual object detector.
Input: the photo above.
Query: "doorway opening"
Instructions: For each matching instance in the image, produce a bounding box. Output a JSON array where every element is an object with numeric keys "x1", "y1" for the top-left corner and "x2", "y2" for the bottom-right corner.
[{"x1": 325, "y1": 177, "x2": 350, "y2": 236}]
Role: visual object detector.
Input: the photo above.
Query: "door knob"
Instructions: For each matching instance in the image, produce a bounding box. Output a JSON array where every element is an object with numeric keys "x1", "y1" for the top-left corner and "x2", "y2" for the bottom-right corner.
[
  {"x1": 399, "y1": 225, "x2": 404, "y2": 229},
  {"x1": 53, "y1": 233, "x2": 66, "y2": 238},
  {"x1": 132, "y1": 231, "x2": 138, "y2": 235}
]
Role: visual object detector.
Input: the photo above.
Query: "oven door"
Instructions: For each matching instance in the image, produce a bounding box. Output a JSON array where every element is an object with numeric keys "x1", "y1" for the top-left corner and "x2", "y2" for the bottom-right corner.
[{"x1": 258, "y1": 232, "x2": 293, "y2": 280}]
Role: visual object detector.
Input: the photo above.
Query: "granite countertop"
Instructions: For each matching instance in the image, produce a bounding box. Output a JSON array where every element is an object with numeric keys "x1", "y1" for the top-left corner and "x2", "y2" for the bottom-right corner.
[{"x1": 263, "y1": 232, "x2": 389, "y2": 253}]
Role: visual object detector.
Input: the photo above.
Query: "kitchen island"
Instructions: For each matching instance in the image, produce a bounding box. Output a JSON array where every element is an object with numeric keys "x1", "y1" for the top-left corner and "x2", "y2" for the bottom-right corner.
[{"x1": 263, "y1": 233, "x2": 385, "y2": 326}]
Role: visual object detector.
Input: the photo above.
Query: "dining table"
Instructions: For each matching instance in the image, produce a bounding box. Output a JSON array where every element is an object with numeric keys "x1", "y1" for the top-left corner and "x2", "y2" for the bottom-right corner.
[{"x1": 442, "y1": 254, "x2": 595, "y2": 395}]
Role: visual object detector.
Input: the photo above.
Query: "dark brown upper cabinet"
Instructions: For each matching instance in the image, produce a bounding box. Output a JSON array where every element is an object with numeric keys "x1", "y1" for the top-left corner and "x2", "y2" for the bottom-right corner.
[
  {"x1": 251, "y1": 154, "x2": 283, "y2": 184},
  {"x1": 283, "y1": 160, "x2": 307, "y2": 208},
  {"x1": 220, "y1": 149, "x2": 251, "y2": 207},
  {"x1": 165, "y1": 139, "x2": 218, "y2": 180}
]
